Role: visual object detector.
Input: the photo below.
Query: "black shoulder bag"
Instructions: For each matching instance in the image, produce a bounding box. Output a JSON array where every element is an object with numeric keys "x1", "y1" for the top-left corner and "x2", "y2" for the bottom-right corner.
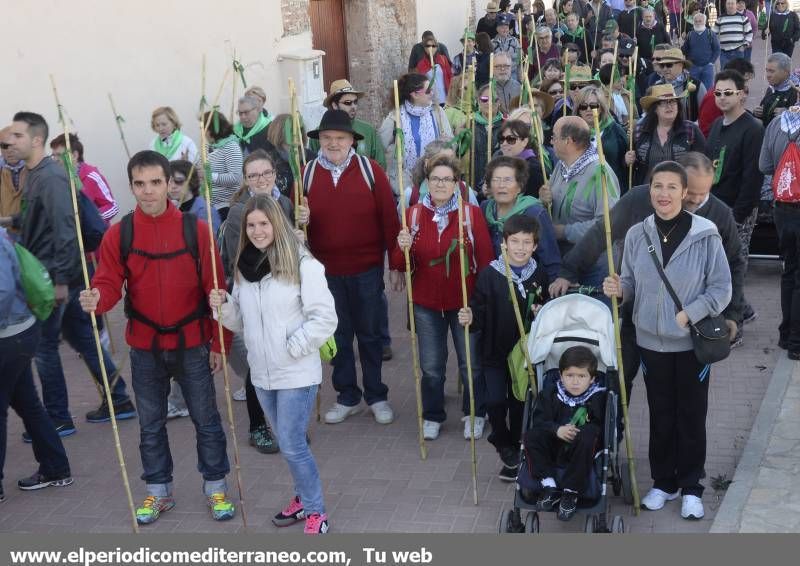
[{"x1": 642, "y1": 229, "x2": 730, "y2": 365}]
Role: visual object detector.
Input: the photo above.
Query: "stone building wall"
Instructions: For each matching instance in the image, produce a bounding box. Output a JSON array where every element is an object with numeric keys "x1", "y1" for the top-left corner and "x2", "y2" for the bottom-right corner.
[{"x1": 282, "y1": 0, "x2": 312, "y2": 35}]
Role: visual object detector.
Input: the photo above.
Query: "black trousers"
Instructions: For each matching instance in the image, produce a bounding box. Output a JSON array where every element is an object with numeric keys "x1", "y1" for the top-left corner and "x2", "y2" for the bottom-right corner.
[
  {"x1": 525, "y1": 422, "x2": 601, "y2": 493},
  {"x1": 484, "y1": 365, "x2": 524, "y2": 453},
  {"x1": 245, "y1": 372, "x2": 266, "y2": 433},
  {"x1": 639, "y1": 347, "x2": 709, "y2": 497},
  {"x1": 621, "y1": 302, "x2": 640, "y2": 402},
  {"x1": 775, "y1": 204, "x2": 800, "y2": 351}
]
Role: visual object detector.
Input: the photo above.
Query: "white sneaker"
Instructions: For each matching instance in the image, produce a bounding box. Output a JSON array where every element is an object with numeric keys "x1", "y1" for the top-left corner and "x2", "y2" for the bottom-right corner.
[
  {"x1": 681, "y1": 495, "x2": 705, "y2": 520},
  {"x1": 324, "y1": 403, "x2": 361, "y2": 424},
  {"x1": 641, "y1": 488, "x2": 679, "y2": 511},
  {"x1": 462, "y1": 416, "x2": 485, "y2": 440},
  {"x1": 166, "y1": 404, "x2": 189, "y2": 419},
  {"x1": 232, "y1": 387, "x2": 247, "y2": 402},
  {"x1": 423, "y1": 420, "x2": 441, "y2": 440},
  {"x1": 370, "y1": 401, "x2": 394, "y2": 424}
]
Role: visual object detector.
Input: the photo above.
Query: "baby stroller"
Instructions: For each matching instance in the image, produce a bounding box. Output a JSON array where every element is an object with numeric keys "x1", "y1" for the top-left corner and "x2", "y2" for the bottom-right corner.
[{"x1": 498, "y1": 294, "x2": 632, "y2": 534}]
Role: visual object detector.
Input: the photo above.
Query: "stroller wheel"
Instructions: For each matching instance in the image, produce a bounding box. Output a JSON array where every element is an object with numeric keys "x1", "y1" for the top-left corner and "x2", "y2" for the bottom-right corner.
[
  {"x1": 584, "y1": 515, "x2": 598, "y2": 533},
  {"x1": 525, "y1": 512, "x2": 540, "y2": 533},
  {"x1": 500, "y1": 509, "x2": 525, "y2": 533},
  {"x1": 620, "y1": 462, "x2": 634, "y2": 505},
  {"x1": 611, "y1": 515, "x2": 625, "y2": 533},
  {"x1": 612, "y1": 473, "x2": 622, "y2": 497}
]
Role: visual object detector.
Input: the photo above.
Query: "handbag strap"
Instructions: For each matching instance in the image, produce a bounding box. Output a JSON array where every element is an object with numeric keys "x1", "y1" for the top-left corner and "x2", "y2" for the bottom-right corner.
[{"x1": 642, "y1": 228, "x2": 683, "y2": 312}]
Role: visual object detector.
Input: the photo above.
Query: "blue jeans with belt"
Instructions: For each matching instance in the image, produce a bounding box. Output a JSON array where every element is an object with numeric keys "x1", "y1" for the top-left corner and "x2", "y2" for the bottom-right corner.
[
  {"x1": 34, "y1": 285, "x2": 131, "y2": 423},
  {"x1": 326, "y1": 266, "x2": 388, "y2": 407},
  {"x1": 130, "y1": 345, "x2": 228, "y2": 496},
  {"x1": 255, "y1": 385, "x2": 324, "y2": 515},
  {"x1": 1, "y1": 322, "x2": 70, "y2": 484}
]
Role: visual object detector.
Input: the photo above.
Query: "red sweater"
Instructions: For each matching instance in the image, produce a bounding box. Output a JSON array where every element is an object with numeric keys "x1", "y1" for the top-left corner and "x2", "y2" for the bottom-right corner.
[
  {"x1": 390, "y1": 203, "x2": 494, "y2": 311},
  {"x1": 698, "y1": 88, "x2": 722, "y2": 138},
  {"x1": 91, "y1": 203, "x2": 231, "y2": 353},
  {"x1": 306, "y1": 158, "x2": 400, "y2": 276}
]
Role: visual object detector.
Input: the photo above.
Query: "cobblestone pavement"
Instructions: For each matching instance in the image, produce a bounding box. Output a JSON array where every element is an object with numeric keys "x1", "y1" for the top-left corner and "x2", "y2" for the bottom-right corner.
[{"x1": 0, "y1": 35, "x2": 789, "y2": 534}]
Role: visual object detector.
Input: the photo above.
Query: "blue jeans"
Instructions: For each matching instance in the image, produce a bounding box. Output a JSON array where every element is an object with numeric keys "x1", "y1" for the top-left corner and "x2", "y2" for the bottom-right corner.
[
  {"x1": 34, "y1": 286, "x2": 130, "y2": 422},
  {"x1": 130, "y1": 345, "x2": 228, "y2": 496},
  {"x1": 719, "y1": 49, "x2": 744, "y2": 69},
  {"x1": 1, "y1": 323, "x2": 70, "y2": 484},
  {"x1": 689, "y1": 63, "x2": 715, "y2": 92},
  {"x1": 255, "y1": 385, "x2": 324, "y2": 515},
  {"x1": 413, "y1": 304, "x2": 486, "y2": 423},
  {"x1": 326, "y1": 266, "x2": 388, "y2": 406}
]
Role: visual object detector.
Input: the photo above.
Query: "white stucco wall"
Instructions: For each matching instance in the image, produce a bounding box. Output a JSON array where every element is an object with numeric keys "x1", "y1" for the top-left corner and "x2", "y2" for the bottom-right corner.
[{"x1": 0, "y1": 0, "x2": 313, "y2": 215}]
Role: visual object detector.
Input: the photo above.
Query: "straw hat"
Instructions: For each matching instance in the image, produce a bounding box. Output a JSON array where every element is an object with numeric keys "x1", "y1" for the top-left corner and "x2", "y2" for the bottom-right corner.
[
  {"x1": 656, "y1": 47, "x2": 692, "y2": 68},
  {"x1": 486, "y1": 2, "x2": 500, "y2": 13},
  {"x1": 564, "y1": 65, "x2": 600, "y2": 86},
  {"x1": 530, "y1": 90, "x2": 555, "y2": 117},
  {"x1": 324, "y1": 79, "x2": 365, "y2": 108},
  {"x1": 640, "y1": 84, "x2": 689, "y2": 111}
]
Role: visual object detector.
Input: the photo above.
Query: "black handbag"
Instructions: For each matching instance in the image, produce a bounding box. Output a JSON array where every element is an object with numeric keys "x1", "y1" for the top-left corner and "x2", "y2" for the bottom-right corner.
[{"x1": 642, "y1": 229, "x2": 731, "y2": 365}]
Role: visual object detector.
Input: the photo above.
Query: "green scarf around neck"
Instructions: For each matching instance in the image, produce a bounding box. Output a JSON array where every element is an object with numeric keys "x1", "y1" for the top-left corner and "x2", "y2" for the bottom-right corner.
[
  {"x1": 233, "y1": 112, "x2": 271, "y2": 143},
  {"x1": 474, "y1": 111, "x2": 504, "y2": 126},
  {"x1": 211, "y1": 134, "x2": 238, "y2": 150},
  {"x1": 485, "y1": 194, "x2": 540, "y2": 230},
  {"x1": 154, "y1": 130, "x2": 185, "y2": 159}
]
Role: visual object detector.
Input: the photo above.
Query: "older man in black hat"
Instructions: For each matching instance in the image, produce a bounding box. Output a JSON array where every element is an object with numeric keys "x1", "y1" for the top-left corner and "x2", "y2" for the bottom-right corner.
[{"x1": 304, "y1": 110, "x2": 401, "y2": 426}]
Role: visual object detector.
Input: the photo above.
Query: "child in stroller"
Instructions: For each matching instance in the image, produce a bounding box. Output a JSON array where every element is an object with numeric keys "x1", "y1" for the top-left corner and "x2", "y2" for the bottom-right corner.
[{"x1": 525, "y1": 345, "x2": 607, "y2": 522}]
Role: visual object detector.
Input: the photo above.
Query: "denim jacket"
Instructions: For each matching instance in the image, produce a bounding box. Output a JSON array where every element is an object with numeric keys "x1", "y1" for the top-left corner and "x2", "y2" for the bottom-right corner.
[{"x1": 0, "y1": 227, "x2": 35, "y2": 335}]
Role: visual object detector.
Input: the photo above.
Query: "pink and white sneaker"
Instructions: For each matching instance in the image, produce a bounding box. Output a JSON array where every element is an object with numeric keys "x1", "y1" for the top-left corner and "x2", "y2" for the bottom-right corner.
[
  {"x1": 304, "y1": 512, "x2": 329, "y2": 534},
  {"x1": 273, "y1": 496, "x2": 304, "y2": 527}
]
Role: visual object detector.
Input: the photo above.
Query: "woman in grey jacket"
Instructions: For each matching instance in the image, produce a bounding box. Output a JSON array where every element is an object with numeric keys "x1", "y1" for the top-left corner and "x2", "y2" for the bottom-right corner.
[{"x1": 603, "y1": 161, "x2": 731, "y2": 521}]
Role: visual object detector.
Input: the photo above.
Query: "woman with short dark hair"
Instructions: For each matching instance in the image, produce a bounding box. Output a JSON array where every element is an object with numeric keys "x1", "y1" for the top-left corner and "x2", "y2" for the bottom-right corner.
[
  {"x1": 497, "y1": 119, "x2": 546, "y2": 198},
  {"x1": 603, "y1": 161, "x2": 731, "y2": 521}
]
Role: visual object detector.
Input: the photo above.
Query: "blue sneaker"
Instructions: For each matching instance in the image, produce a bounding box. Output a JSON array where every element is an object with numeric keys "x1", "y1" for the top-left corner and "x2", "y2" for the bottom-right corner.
[
  {"x1": 85, "y1": 401, "x2": 137, "y2": 423},
  {"x1": 22, "y1": 421, "x2": 76, "y2": 443}
]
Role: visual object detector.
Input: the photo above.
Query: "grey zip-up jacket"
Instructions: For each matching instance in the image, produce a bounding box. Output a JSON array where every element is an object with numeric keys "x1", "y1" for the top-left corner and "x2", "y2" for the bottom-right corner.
[
  {"x1": 19, "y1": 158, "x2": 80, "y2": 286},
  {"x1": 559, "y1": 184, "x2": 744, "y2": 322},
  {"x1": 620, "y1": 213, "x2": 732, "y2": 353}
]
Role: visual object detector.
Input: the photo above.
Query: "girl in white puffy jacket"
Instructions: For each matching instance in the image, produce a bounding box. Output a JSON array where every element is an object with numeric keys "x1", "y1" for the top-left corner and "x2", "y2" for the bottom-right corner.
[{"x1": 209, "y1": 194, "x2": 337, "y2": 534}]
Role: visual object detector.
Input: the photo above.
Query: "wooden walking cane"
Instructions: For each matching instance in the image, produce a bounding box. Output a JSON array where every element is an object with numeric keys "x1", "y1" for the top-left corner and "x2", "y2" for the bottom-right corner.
[
  {"x1": 469, "y1": 64, "x2": 478, "y2": 189},
  {"x1": 456, "y1": 190, "x2": 479, "y2": 506},
  {"x1": 500, "y1": 242, "x2": 538, "y2": 394},
  {"x1": 581, "y1": 18, "x2": 590, "y2": 66},
  {"x1": 230, "y1": 49, "x2": 238, "y2": 123},
  {"x1": 522, "y1": 74, "x2": 551, "y2": 204},
  {"x1": 607, "y1": 41, "x2": 619, "y2": 110},
  {"x1": 533, "y1": 27, "x2": 543, "y2": 84},
  {"x1": 488, "y1": 53, "x2": 495, "y2": 167},
  {"x1": 394, "y1": 80, "x2": 427, "y2": 461},
  {"x1": 628, "y1": 47, "x2": 638, "y2": 192},
  {"x1": 591, "y1": 109, "x2": 641, "y2": 515},
  {"x1": 49, "y1": 76, "x2": 139, "y2": 534},
  {"x1": 199, "y1": 113, "x2": 249, "y2": 531},
  {"x1": 107, "y1": 93, "x2": 131, "y2": 160}
]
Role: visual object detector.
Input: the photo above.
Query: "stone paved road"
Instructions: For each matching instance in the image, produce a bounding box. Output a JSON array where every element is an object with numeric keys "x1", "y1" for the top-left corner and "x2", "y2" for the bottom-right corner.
[{"x1": 0, "y1": 35, "x2": 789, "y2": 534}]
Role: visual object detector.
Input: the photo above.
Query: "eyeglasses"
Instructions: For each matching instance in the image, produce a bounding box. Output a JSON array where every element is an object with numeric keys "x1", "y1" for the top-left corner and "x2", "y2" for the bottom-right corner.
[
  {"x1": 490, "y1": 176, "x2": 515, "y2": 185},
  {"x1": 246, "y1": 170, "x2": 276, "y2": 181},
  {"x1": 429, "y1": 176, "x2": 456, "y2": 186},
  {"x1": 479, "y1": 96, "x2": 497, "y2": 103},
  {"x1": 494, "y1": 64, "x2": 512, "y2": 69},
  {"x1": 577, "y1": 103, "x2": 600, "y2": 111},
  {"x1": 338, "y1": 100, "x2": 358, "y2": 106},
  {"x1": 498, "y1": 135, "x2": 521, "y2": 144},
  {"x1": 0, "y1": 143, "x2": 10, "y2": 150},
  {"x1": 658, "y1": 99, "x2": 679, "y2": 106},
  {"x1": 714, "y1": 89, "x2": 741, "y2": 97},
  {"x1": 569, "y1": 83, "x2": 583, "y2": 90},
  {"x1": 657, "y1": 62, "x2": 676, "y2": 69}
]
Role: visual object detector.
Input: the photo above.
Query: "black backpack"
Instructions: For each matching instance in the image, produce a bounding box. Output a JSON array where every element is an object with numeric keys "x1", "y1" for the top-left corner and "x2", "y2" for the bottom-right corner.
[
  {"x1": 78, "y1": 191, "x2": 108, "y2": 252},
  {"x1": 118, "y1": 211, "x2": 209, "y2": 361}
]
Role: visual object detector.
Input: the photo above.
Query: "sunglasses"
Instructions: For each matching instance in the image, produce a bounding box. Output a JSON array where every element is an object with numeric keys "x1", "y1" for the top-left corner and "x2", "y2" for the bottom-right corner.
[
  {"x1": 338, "y1": 100, "x2": 358, "y2": 106},
  {"x1": 498, "y1": 135, "x2": 520, "y2": 144},
  {"x1": 569, "y1": 83, "x2": 583, "y2": 90},
  {"x1": 479, "y1": 96, "x2": 497, "y2": 103},
  {"x1": 577, "y1": 103, "x2": 600, "y2": 111},
  {"x1": 0, "y1": 143, "x2": 10, "y2": 150},
  {"x1": 425, "y1": 44, "x2": 437, "y2": 48},
  {"x1": 714, "y1": 89, "x2": 741, "y2": 97},
  {"x1": 657, "y1": 62, "x2": 676, "y2": 69}
]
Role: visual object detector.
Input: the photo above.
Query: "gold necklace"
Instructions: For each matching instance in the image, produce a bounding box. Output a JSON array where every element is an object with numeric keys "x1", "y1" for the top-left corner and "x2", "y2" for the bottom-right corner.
[{"x1": 656, "y1": 223, "x2": 679, "y2": 243}]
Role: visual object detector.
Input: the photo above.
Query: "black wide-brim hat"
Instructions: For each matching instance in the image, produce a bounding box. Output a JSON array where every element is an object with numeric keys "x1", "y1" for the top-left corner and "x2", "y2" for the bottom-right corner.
[{"x1": 307, "y1": 109, "x2": 364, "y2": 140}]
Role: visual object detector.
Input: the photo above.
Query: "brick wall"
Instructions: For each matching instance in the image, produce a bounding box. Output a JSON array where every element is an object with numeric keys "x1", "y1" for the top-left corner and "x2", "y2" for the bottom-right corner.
[
  {"x1": 344, "y1": 0, "x2": 417, "y2": 127},
  {"x1": 282, "y1": 0, "x2": 311, "y2": 35}
]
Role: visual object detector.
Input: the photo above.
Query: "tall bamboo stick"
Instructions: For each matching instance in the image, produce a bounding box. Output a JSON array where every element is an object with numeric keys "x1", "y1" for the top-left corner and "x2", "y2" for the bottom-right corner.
[
  {"x1": 592, "y1": 109, "x2": 641, "y2": 515},
  {"x1": 628, "y1": 47, "x2": 638, "y2": 192},
  {"x1": 457, "y1": 190, "x2": 478, "y2": 506},
  {"x1": 50, "y1": 76, "x2": 139, "y2": 534},
  {"x1": 199, "y1": 113, "x2": 248, "y2": 531},
  {"x1": 607, "y1": 41, "x2": 619, "y2": 109},
  {"x1": 107, "y1": 93, "x2": 131, "y2": 160},
  {"x1": 469, "y1": 64, "x2": 478, "y2": 189},
  {"x1": 394, "y1": 79, "x2": 427, "y2": 461},
  {"x1": 487, "y1": 53, "x2": 495, "y2": 167},
  {"x1": 230, "y1": 49, "x2": 238, "y2": 124},
  {"x1": 500, "y1": 242, "x2": 538, "y2": 394}
]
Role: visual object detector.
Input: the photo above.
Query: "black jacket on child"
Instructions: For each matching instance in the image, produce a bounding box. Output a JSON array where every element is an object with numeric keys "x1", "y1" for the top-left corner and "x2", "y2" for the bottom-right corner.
[
  {"x1": 469, "y1": 262, "x2": 550, "y2": 369},
  {"x1": 529, "y1": 382, "x2": 606, "y2": 437}
]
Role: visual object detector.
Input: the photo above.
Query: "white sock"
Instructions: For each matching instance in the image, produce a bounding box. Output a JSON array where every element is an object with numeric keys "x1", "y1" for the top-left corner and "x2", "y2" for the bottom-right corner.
[{"x1": 541, "y1": 477, "x2": 557, "y2": 488}]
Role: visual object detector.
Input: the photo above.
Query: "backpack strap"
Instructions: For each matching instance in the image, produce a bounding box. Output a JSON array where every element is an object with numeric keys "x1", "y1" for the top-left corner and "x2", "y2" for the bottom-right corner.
[
  {"x1": 119, "y1": 212, "x2": 134, "y2": 279},
  {"x1": 356, "y1": 154, "x2": 375, "y2": 192},
  {"x1": 409, "y1": 204, "x2": 422, "y2": 238},
  {"x1": 303, "y1": 158, "x2": 319, "y2": 194},
  {"x1": 409, "y1": 184, "x2": 421, "y2": 207},
  {"x1": 181, "y1": 212, "x2": 203, "y2": 284}
]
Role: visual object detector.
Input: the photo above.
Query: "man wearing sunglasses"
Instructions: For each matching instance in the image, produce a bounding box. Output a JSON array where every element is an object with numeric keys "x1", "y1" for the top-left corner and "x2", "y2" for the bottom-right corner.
[
  {"x1": 408, "y1": 31, "x2": 451, "y2": 73},
  {"x1": 0, "y1": 126, "x2": 27, "y2": 234},
  {"x1": 650, "y1": 48, "x2": 706, "y2": 122},
  {"x1": 310, "y1": 80, "x2": 386, "y2": 169},
  {"x1": 706, "y1": 69, "x2": 764, "y2": 345}
]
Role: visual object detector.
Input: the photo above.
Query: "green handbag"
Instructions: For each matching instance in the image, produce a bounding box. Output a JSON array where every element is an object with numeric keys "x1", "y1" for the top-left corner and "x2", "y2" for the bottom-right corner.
[
  {"x1": 507, "y1": 337, "x2": 531, "y2": 402},
  {"x1": 14, "y1": 242, "x2": 55, "y2": 321}
]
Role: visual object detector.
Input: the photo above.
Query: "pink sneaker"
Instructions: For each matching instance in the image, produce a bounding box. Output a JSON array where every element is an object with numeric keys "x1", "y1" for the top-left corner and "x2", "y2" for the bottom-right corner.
[
  {"x1": 304, "y1": 512, "x2": 329, "y2": 534},
  {"x1": 272, "y1": 496, "x2": 304, "y2": 527}
]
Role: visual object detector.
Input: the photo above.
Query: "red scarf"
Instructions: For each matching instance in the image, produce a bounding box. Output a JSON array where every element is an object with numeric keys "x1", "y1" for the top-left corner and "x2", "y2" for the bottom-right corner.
[{"x1": 416, "y1": 53, "x2": 453, "y2": 93}]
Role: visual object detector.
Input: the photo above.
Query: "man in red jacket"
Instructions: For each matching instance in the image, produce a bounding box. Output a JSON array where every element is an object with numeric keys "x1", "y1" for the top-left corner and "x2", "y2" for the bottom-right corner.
[
  {"x1": 79, "y1": 150, "x2": 234, "y2": 526},
  {"x1": 304, "y1": 110, "x2": 402, "y2": 426}
]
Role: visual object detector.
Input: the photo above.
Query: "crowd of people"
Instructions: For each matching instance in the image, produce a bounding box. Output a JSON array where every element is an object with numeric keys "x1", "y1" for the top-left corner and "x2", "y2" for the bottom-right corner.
[{"x1": 0, "y1": 0, "x2": 798, "y2": 534}]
